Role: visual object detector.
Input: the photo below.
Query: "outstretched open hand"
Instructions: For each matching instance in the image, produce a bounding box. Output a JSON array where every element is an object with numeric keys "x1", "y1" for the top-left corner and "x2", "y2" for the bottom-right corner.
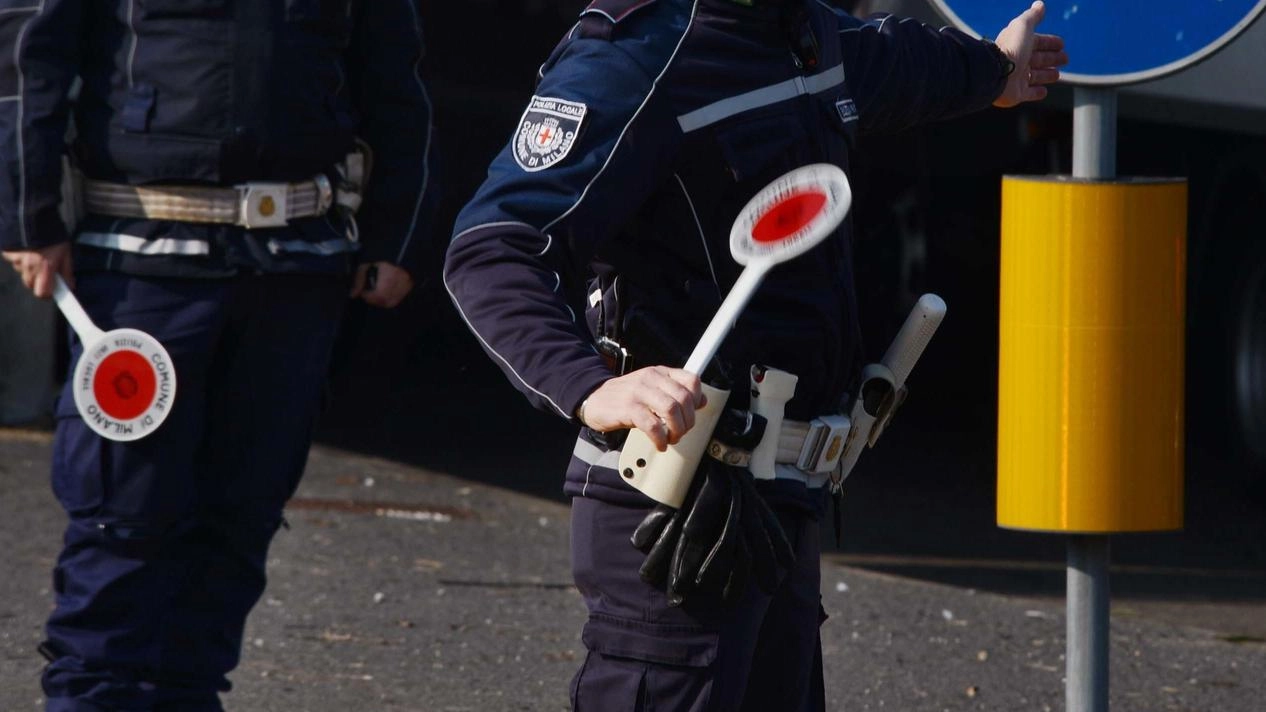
[{"x1": 993, "y1": 1, "x2": 1069, "y2": 108}]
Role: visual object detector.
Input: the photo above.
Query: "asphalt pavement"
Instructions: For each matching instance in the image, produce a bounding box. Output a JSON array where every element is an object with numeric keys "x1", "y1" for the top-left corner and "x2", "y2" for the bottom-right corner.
[{"x1": 2, "y1": 426, "x2": 1265, "y2": 712}]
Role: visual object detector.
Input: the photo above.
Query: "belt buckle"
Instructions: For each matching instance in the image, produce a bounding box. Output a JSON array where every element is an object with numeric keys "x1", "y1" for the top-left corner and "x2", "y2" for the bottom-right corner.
[
  {"x1": 796, "y1": 414, "x2": 851, "y2": 473},
  {"x1": 239, "y1": 182, "x2": 289, "y2": 229}
]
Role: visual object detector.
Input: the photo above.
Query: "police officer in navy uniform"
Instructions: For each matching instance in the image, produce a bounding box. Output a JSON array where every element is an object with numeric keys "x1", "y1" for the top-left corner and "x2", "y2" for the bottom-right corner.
[
  {"x1": 0, "y1": 1, "x2": 436, "y2": 709},
  {"x1": 445, "y1": 0, "x2": 1064, "y2": 709}
]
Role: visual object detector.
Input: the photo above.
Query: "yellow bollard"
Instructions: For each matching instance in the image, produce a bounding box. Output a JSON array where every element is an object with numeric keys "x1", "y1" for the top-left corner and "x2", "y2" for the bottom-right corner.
[{"x1": 998, "y1": 176, "x2": 1186, "y2": 533}]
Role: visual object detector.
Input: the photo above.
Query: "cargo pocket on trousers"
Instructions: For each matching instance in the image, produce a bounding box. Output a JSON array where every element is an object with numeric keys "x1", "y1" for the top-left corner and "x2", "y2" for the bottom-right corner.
[
  {"x1": 50, "y1": 394, "x2": 107, "y2": 517},
  {"x1": 572, "y1": 613, "x2": 717, "y2": 712}
]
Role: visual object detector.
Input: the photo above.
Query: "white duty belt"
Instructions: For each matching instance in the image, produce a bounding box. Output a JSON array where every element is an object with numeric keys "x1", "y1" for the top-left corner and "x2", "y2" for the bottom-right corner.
[
  {"x1": 572, "y1": 366, "x2": 854, "y2": 490},
  {"x1": 81, "y1": 175, "x2": 335, "y2": 229},
  {"x1": 706, "y1": 415, "x2": 848, "y2": 489},
  {"x1": 588, "y1": 296, "x2": 945, "y2": 498},
  {"x1": 75, "y1": 144, "x2": 369, "y2": 230},
  {"x1": 746, "y1": 366, "x2": 850, "y2": 484},
  {"x1": 775, "y1": 417, "x2": 851, "y2": 472}
]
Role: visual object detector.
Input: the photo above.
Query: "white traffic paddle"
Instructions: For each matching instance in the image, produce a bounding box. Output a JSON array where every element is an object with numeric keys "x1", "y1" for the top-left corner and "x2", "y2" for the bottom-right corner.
[
  {"x1": 617, "y1": 163, "x2": 852, "y2": 507},
  {"x1": 53, "y1": 275, "x2": 177, "y2": 441}
]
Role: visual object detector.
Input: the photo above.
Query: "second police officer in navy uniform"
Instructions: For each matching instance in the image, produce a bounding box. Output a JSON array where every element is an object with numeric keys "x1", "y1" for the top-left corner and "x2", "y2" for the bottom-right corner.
[
  {"x1": 446, "y1": 0, "x2": 1064, "y2": 709},
  {"x1": 0, "y1": 1, "x2": 436, "y2": 709}
]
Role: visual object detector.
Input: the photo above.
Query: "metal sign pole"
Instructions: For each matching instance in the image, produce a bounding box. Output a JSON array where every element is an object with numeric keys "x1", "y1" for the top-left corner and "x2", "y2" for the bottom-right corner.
[
  {"x1": 1067, "y1": 534, "x2": 1110, "y2": 711},
  {"x1": 1068, "y1": 85, "x2": 1117, "y2": 712},
  {"x1": 1074, "y1": 87, "x2": 1117, "y2": 179}
]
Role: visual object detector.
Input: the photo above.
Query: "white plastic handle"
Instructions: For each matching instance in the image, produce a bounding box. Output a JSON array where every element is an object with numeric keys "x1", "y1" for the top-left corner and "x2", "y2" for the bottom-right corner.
[
  {"x1": 616, "y1": 164, "x2": 852, "y2": 506},
  {"x1": 682, "y1": 265, "x2": 767, "y2": 375},
  {"x1": 684, "y1": 164, "x2": 851, "y2": 375},
  {"x1": 53, "y1": 274, "x2": 104, "y2": 344}
]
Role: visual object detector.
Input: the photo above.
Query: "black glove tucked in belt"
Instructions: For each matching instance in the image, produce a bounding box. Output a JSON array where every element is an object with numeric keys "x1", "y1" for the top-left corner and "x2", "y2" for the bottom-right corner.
[{"x1": 630, "y1": 410, "x2": 796, "y2": 607}]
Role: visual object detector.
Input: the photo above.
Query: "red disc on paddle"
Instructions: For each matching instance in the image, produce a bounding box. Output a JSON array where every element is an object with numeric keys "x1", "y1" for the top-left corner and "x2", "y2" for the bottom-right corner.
[
  {"x1": 92, "y1": 350, "x2": 158, "y2": 420},
  {"x1": 72, "y1": 327, "x2": 176, "y2": 441},
  {"x1": 730, "y1": 164, "x2": 851, "y2": 266},
  {"x1": 751, "y1": 190, "x2": 828, "y2": 244}
]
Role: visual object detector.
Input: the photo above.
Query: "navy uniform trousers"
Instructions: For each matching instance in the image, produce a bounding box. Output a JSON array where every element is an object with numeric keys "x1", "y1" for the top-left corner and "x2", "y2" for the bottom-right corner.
[
  {"x1": 42, "y1": 271, "x2": 346, "y2": 711},
  {"x1": 569, "y1": 491, "x2": 827, "y2": 712}
]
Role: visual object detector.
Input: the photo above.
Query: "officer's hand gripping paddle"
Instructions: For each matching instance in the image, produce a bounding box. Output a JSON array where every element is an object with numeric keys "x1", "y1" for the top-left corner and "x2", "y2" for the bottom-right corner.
[
  {"x1": 53, "y1": 275, "x2": 177, "y2": 441},
  {"x1": 618, "y1": 164, "x2": 852, "y2": 507}
]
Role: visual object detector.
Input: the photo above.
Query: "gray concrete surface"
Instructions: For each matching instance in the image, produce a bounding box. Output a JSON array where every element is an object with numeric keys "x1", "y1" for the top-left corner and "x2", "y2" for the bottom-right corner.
[{"x1": 2, "y1": 428, "x2": 1264, "y2": 711}]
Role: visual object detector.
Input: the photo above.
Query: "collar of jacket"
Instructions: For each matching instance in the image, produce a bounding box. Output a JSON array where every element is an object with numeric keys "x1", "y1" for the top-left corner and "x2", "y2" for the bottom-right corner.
[{"x1": 699, "y1": 0, "x2": 810, "y2": 41}]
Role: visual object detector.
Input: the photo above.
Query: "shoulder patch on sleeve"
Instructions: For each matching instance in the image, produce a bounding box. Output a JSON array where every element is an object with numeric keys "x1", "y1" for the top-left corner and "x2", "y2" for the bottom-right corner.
[{"x1": 513, "y1": 96, "x2": 588, "y2": 172}]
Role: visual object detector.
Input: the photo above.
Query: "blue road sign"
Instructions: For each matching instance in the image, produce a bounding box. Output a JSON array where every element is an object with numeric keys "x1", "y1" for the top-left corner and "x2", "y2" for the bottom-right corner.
[{"x1": 929, "y1": 0, "x2": 1266, "y2": 85}]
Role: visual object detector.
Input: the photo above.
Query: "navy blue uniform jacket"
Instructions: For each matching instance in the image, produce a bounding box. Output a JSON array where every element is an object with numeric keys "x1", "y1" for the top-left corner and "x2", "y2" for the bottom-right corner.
[
  {"x1": 0, "y1": 0, "x2": 436, "y2": 277},
  {"x1": 445, "y1": 0, "x2": 1006, "y2": 504}
]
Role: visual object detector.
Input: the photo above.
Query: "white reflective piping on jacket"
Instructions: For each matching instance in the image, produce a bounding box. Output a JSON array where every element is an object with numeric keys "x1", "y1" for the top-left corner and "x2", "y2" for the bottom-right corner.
[
  {"x1": 584, "y1": 8, "x2": 617, "y2": 23},
  {"x1": 446, "y1": 4, "x2": 700, "y2": 420},
  {"x1": 265, "y1": 237, "x2": 357, "y2": 256},
  {"x1": 444, "y1": 221, "x2": 572, "y2": 418},
  {"x1": 541, "y1": 0, "x2": 699, "y2": 234},
  {"x1": 673, "y1": 173, "x2": 720, "y2": 297},
  {"x1": 396, "y1": 0, "x2": 434, "y2": 266},
  {"x1": 838, "y1": 15, "x2": 909, "y2": 35},
  {"x1": 77, "y1": 231, "x2": 210, "y2": 256},
  {"x1": 450, "y1": 220, "x2": 537, "y2": 245},
  {"x1": 576, "y1": 433, "x2": 621, "y2": 498},
  {"x1": 534, "y1": 231, "x2": 553, "y2": 257},
  {"x1": 540, "y1": 22, "x2": 583, "y2": 82},
  {"x1": 13, "y1": 0, "x2": 44, "y2": 248},
  {"x1": 676, "y1": 62, "x2": 846, "y2": 133},
  {"x1": 126, "y1": 0, "x2": 138, "y2": 88}
]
